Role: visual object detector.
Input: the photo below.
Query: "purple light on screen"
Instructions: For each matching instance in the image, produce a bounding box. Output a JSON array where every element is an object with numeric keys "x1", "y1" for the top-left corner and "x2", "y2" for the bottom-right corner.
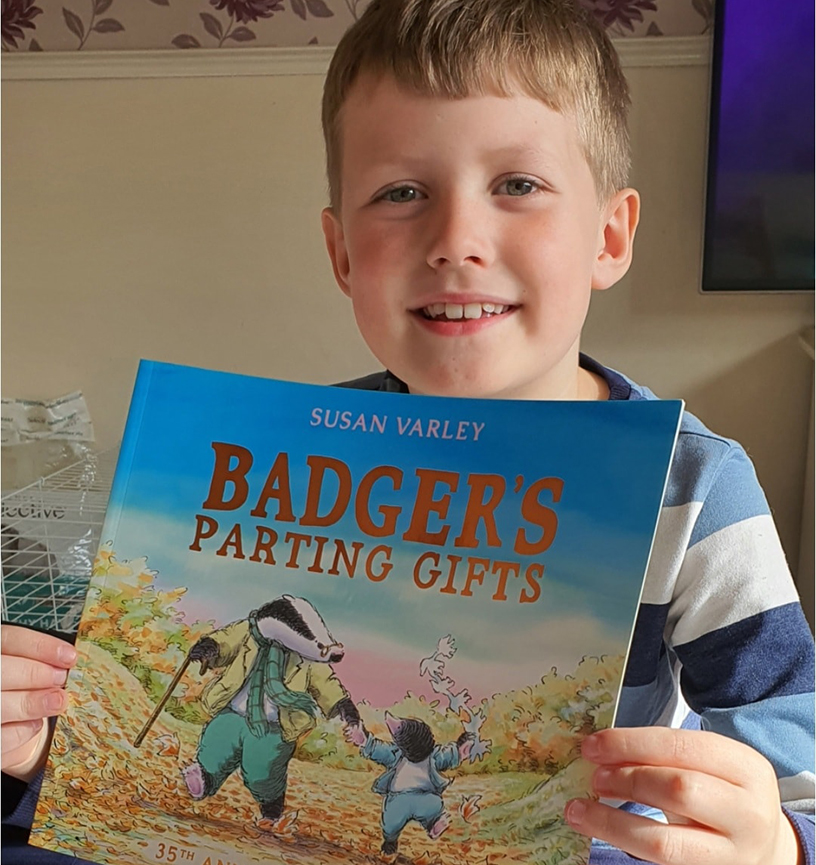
[
  {"x1": 703, "y1": 0, "x2": 814, "y2": 290},
  {"x1": 716, "y1": 0, "x2": 814, "y2": 173}
]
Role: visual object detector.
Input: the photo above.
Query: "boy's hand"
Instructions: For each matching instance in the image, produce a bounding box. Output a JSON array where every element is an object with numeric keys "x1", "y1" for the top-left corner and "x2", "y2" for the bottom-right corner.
[
  {"x1": 565, "y1": 727, "x2": 802, "y2": 865},
  {"x1": 1, "y1": 624, "x2": 77, "y2": 782}
]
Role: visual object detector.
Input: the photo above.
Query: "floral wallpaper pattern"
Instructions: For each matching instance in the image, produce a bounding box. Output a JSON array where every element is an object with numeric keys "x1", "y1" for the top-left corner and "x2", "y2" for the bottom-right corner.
[{"x1": 1, "y1": 0, "x2": 714, "y2": 52}]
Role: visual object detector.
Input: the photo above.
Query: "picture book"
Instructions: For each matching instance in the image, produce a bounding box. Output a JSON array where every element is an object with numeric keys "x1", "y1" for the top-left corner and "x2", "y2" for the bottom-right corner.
[{"x1": 31, "y1": 360, "x2": 683, "y2": 865}]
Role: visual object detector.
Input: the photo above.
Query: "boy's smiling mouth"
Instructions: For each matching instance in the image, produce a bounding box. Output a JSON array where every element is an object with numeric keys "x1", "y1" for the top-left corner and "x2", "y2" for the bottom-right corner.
[{"x1": 418, "y1": 302, "x2": 515, "y2": 322}]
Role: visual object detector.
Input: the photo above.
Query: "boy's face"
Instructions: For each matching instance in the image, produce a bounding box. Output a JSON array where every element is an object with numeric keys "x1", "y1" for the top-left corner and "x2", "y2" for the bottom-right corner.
[{"x1": 322, "y1": 74, "x2": 638, "y2": 400}]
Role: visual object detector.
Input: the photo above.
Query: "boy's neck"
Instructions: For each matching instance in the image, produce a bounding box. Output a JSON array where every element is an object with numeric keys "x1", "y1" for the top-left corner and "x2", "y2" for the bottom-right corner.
[{"x1": 578, "y1": 367, "x2": 611, "y2": 401}]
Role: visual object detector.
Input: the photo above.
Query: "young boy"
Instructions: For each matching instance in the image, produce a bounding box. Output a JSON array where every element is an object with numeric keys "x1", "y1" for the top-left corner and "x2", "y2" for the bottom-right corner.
[{"x1": 3, "y1": 1, "x2": 814, "y2": 863}]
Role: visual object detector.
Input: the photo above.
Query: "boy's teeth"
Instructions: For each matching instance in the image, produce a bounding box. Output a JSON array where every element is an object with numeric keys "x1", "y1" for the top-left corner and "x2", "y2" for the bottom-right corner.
[{"x1": 423, "y1": 302, "x2": 508, "y2": 320}]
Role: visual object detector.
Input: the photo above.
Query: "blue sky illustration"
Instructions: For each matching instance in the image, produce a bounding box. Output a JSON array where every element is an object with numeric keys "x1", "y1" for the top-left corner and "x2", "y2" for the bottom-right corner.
[{"x1": 101, "y1": 361, "x2": 681, "y2": 685}]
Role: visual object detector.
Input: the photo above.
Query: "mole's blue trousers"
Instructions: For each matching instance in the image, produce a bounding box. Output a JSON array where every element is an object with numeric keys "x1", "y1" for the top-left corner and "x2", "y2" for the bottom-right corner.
[{"x1": 380, "y1": 790, "x2": 444, "y2": 843}]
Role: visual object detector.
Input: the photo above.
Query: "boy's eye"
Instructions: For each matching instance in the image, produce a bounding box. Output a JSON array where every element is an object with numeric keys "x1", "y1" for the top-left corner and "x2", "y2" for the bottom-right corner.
[
  {"x1": 381, "y1": 186, "x2": 422, "y2": 203},
  {"x1": 500, "y1": 177, "x2": 538, "y2": 196}
]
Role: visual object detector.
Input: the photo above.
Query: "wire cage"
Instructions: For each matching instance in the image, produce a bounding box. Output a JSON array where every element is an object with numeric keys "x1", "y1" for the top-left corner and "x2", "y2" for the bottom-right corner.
[{"x1": 1, "y1": 448, "x2": 119, "y2": 633}]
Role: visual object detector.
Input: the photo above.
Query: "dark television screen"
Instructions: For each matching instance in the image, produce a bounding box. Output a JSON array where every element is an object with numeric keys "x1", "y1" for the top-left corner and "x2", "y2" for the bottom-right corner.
[{"x1": 701, "y1": 0, "x2": 815, "y2": 292}]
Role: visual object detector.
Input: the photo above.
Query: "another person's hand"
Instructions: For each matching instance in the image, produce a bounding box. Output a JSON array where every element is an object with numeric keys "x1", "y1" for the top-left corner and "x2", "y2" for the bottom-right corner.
[
  {"x1": 1, "y1": 624, "x2": 77, "y2": 782},
  {"x1": 565, "y1": 727, "x2": 802, "y2": 865}
]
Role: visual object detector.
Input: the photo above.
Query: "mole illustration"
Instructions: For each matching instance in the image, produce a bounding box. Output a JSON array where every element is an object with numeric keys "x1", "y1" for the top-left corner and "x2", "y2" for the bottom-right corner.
[
  {"x1": 344, "y1": 711, "x2": 475, "y2": 858},
  {"x1": 182, "y1": 594, "x2": 360, "y2": 830}
]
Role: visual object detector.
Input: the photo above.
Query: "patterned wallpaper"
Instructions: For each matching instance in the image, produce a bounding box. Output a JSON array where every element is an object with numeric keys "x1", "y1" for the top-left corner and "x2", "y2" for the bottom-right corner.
[{"x1": 2, "y1": 0, "x2": 713, "y2": 52}]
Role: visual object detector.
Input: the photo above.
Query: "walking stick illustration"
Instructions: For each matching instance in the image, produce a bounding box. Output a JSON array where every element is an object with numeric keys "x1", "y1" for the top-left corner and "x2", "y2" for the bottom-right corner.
[{"x1": 134, "y1": 654, "x2": 210, "y2": 748}]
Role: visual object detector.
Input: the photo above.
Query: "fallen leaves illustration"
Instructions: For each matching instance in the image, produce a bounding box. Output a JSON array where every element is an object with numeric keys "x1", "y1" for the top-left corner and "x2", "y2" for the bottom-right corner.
[
  {"x1": 459, "y1": 793, "x2": 482, "y2": 822},
  {"x1": 33, "y1": 641, "x2": 591, "y2": 865},
  {"x1": 154, "y1": 733, "x2": 180, "y2": 757}
]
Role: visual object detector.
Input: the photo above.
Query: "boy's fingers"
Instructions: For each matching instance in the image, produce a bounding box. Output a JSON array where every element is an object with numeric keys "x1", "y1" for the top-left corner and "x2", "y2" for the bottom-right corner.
[
  {"x1": 583, "y1": 728, "x2": 760, "y2": 788},
  {"x1": 1, "y1": 687, "x2": 68, "y2": 724},
  {"x1": 1, "y1": 625, "x2": 77, "y2": 668},
  {"x1": 565, "y1": 798, "x2": 732, "y2": 865},
  {"x1": 1, "y1": 654, "x2": 69, "y2": 690},
  {"x1": 592, "y1": 764, "x2": 740, "y2": 833}
]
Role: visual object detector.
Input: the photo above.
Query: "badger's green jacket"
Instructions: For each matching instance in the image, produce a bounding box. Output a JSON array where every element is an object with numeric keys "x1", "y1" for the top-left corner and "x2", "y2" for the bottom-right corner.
[{"x1": 199, "y1": 618, "x2": 350, "y2": 743}]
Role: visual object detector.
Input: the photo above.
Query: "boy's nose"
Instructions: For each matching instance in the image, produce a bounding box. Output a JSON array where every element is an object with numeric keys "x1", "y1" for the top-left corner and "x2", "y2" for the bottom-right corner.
[{"x1": 425, "y1": 198, "x2": 493, "y2": 271}]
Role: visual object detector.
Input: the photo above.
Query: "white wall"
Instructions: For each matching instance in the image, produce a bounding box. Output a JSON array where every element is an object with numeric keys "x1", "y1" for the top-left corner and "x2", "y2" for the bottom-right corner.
[{"x1": 2, "y1": 52, "x2": 813, "y2": 608}]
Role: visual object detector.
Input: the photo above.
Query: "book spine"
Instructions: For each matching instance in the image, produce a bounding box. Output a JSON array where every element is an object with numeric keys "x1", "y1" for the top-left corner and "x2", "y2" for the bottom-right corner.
[{"x1": 611, "y1": 400, "x2": 685, "y2": 729}]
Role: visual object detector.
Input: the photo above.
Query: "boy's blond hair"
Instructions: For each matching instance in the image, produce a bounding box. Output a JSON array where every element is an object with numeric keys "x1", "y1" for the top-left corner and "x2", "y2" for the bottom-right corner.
[{"x1": 322, "y1": 0, "x2": 631, "y2": 208}]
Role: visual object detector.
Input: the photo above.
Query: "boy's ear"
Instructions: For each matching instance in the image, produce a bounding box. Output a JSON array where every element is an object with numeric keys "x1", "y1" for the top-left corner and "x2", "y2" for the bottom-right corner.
[
  {"x1": 321, "y1": 207, "x2": 352, "y2": 297},
  {"x1": 591, "y1": 188, "x2": 640, "y2": 291}
]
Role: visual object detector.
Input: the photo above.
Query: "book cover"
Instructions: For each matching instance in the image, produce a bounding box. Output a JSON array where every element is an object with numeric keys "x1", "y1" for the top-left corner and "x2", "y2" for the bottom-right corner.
[{"x1": 31, "y1": 360, "x2": 682, "y2": 865}]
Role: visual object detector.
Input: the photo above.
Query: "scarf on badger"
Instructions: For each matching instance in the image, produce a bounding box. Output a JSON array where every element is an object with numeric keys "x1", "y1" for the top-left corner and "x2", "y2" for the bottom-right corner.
[{"x1": 246, "y1": 611, "x2": 288, "y2": 738}]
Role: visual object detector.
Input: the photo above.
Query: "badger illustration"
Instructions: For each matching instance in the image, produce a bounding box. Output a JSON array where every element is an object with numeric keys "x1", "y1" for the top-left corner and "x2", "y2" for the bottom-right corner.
[
  {"x1": 182, "y1": 595, "x2": 359, "y2": 829},
  {"x1": 344, "y1": 711, "x2": 474, "y2": 857}
]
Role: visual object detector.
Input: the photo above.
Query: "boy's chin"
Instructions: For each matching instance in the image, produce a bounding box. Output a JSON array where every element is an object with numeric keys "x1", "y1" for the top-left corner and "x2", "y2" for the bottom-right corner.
[
  {"x1": 402, "y1": 367, "x2": 579, "y2": 401},
  {"x1": 403, "y1": 371, "x2": 524, "y2": 401},
  {"x1": 392, "y1": 351, "x2": 584, "y2": 401}
]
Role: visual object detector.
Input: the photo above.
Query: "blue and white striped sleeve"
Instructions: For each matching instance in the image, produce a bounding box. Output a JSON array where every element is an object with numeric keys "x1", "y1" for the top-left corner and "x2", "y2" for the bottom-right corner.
[
  {"x1": 602, "y1": 414, "x2": 815, "y2": 865},
  {"x1": 656, "y1": 420, "x2": 814, "y2": 855}
]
